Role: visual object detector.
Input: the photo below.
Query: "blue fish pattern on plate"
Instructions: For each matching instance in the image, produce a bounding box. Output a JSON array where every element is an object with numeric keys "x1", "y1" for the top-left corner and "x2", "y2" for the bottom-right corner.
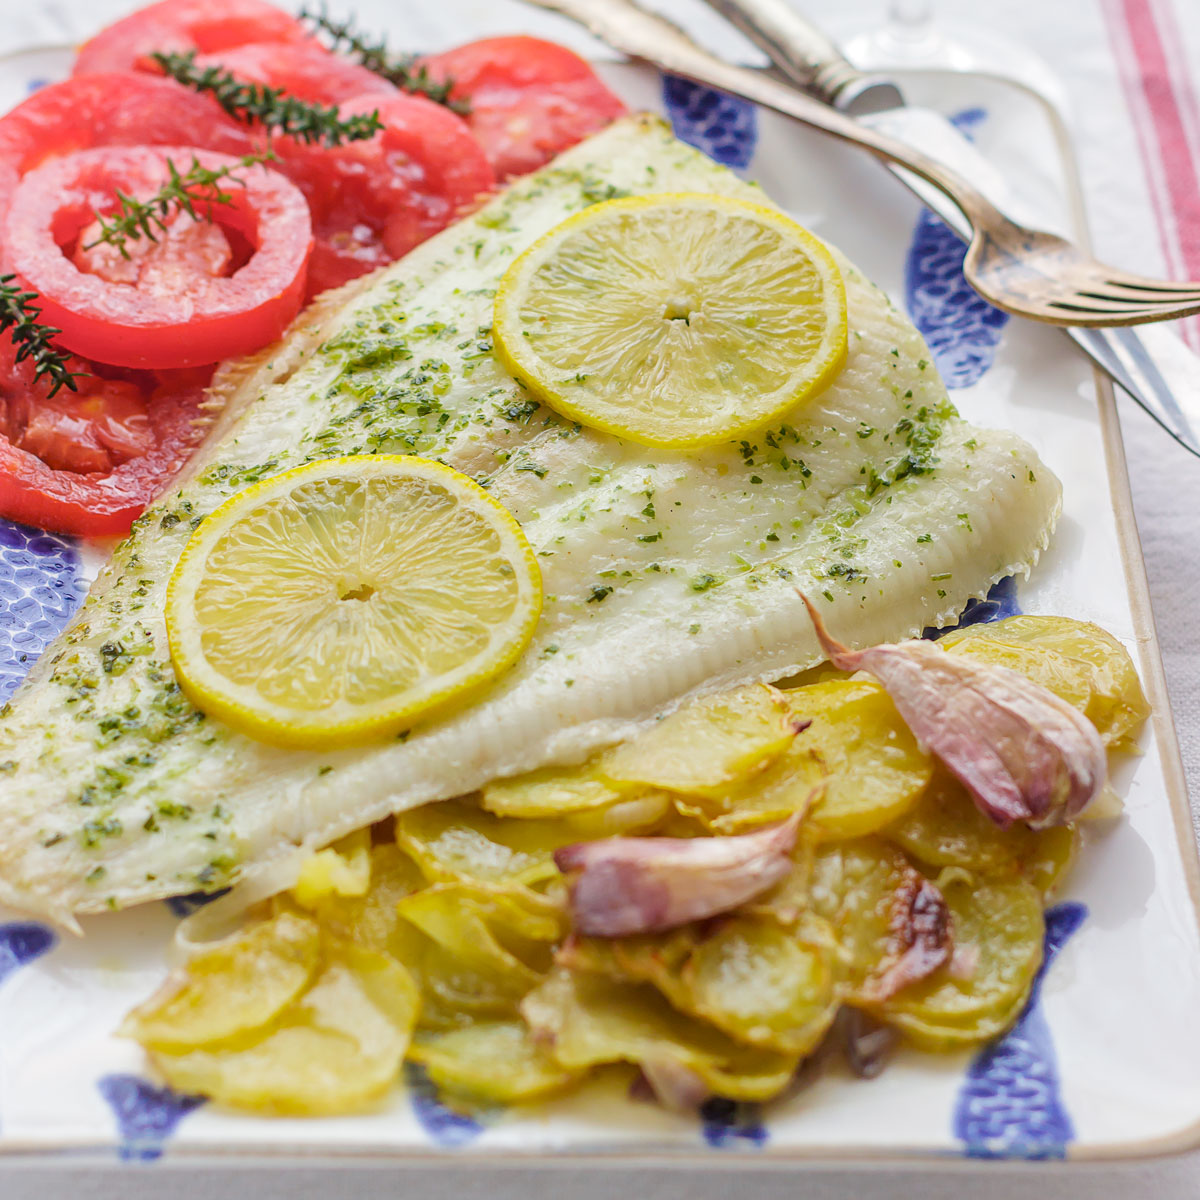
[
  {"x1": 164, "y1": 889, "x2": 231, "y2": 919},
  {"x1": 904, "y1": 108, "x2": 1010, "y2": 389},
  {"x1": 0, "y1": 921, "x2": 56, "y2": 987},
  {"x1": 700, "y1": 1097, "x2": 768, "y2": 1148},
  {"x1": 953, "y1": 901, "x2": 1087, "y2": 1159},
  {"x1": 404, "y1": 1061, "x2": 485, "y2": 1148},
  {"x1": 97, "y1": 1074, "x2": 206, "y2": 1162},
  {"x1": 925, "y1": 575, "x2": 1021, "y2": 640},
  {"x1": 661, "y1": 75, "x2": 758, "y2": 169},
  {"x1": 0, "y1": 521, "x2": 86, "y2": 701}
]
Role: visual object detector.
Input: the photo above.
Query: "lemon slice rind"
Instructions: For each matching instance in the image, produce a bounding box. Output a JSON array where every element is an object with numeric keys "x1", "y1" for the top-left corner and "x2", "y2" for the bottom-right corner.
[
  {"x1": 165, "y1": 455, "x2": 542, "y2": 748},
  {"x1": 493, "y1": 193, "x2": 848, "y2": 450}
]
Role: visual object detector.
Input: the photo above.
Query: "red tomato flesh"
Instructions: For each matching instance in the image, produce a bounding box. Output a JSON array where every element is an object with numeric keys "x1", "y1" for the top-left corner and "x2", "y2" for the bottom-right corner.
[
  {"x1": 74, "y1": 0, "x2": 311, "y2": 77},
  {"x1": 0, "y1": 73, "x2": 255, "y2": 241},
  {"x1": 193, "y1": 41, "x2": 397, "y2": 106},
  {"x1": 0, "y1": 347, "x2": 211, "y2": 537},
  {"x1": 6, "y1": 146, "x2": 312, "y2": 369},
  {"x1": 273, "y1": 92, "x2": 494, "y2": 297},
  {"x1": 418, "y1": 37, "x2": 627, "y2": 180}
]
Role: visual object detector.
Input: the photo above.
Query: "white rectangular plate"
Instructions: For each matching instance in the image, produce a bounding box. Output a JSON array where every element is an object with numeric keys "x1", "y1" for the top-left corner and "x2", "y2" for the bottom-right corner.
[{"x1": 0, "y1": 51, "x2": 1196, "y2": 1166}]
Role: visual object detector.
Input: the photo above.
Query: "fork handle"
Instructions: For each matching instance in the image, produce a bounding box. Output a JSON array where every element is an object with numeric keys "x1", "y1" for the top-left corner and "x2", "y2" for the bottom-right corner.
[
  {"x1": 702, "y1": 0, "x2": 904, "y2": 114},
  {"x1": 534, "y1": 0, "x2": 997, "y2": 226}
]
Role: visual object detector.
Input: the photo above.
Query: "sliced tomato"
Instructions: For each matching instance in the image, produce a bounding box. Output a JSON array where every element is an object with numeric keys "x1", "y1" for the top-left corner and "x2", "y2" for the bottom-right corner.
[
  {"x1": 74, "y1": 0, "x2": 311, "y2": 77},
  {"x1": 0, "y1": 344, "x2": 211, "y2": 537},
  {"x1": 193, "y1": 40, "x2": 397, "y2": 106},
  {"x1": 0, "y1": 74, "x2": 254, "y2": 241},
  {"x1": 273, "y1": 92, "x2": 494, "y2": 297},
  {"x1": 418, "y1": 37, "x2": 627, "y2": 180},
  {"x1": 6, "y1": 145, "x2": 312, "y2": 369}
]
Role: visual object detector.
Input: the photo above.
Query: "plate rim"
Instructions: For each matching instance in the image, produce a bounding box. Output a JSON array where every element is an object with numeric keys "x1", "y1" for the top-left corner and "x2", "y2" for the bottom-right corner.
[{"x1": 0, "y1": 45, "x2": 1196, "y2": 1168}]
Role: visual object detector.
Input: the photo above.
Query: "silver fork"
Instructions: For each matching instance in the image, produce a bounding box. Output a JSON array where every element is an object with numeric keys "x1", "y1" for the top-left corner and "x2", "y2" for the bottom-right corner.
[{"x1": 524, "y1": 0, "x2": 1200, "y2": 327}]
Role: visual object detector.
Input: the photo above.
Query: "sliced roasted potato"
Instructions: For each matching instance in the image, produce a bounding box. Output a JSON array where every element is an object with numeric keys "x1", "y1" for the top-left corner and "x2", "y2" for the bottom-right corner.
[
  {"x1": 409, "y1": 1020, "x2": 581, "y2": 1105},
  {"x1": 558, "y1": 928, "x2": 696, "y2": 1011},
  {"x1": 558, "y1": 790, "x2": 673, "y2": 838},
  {"x1": 806, "y1": 837, "x2": 948, "y2": 1002},
  {"x1": 481, "y1": 753, "x2": 628, "y2": 818},
  {"x1": 398, "y1": 882, "x2": 563, "y2": 994},
  {"x1": 521, "y1": 967, "x2": 799, "y2": 1103},
  {"x1": 690, "y1": 681, "x2": 931, "y2": 836},
  {"x1": 122, "y1": 911, "x2": 320, "y2": 1052},
  {"x1": 792, "y1": 681, "x2": 934, "y2": 839},
  {"x1": 395, "y1": 882, "x2": 565, "y2": 1031},
  {"x1": 301, "y1": 843, "x2": 427, "y2": 957},
  {"x1": 681, "y1": 916, "x2": 839, "y2": 1054},
  {"x1": 566, "y1": 913, "x2": 837, "y2": 1056},
  {"x1": 150, "y1": 942, "x2": 419, "y2": 1115},
  {"x1": 396, "y1": 798, "x2": 573, "y2": 889},
  {"x1": 292, "y1": 828, "x2": 372, "y2": 910},
  {"x1": 743, "y1": 834, "x2": 818, "y2": 925},
  {"x1": 886, "y1": 769, "x2": 1077, "y2": 898},
  {"x1": 599, "y1": 685, "x2": 797, "y2": 798},
  {"x1": 879, "y1": 875, "x2": 1044, "y2": 1050},
  {"x1": 939, "y1": 614, "x2": 1149, "y2": 752},
  {"x1": 416, "y1": 941, "x2": 531, "y2": 1029}
]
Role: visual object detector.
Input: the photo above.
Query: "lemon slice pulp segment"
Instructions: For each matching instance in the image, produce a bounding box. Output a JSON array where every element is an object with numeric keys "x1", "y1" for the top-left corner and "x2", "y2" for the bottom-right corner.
[
  {"x1": 166, "y1": 455, "x2": 542, "y2": 747},
  {"x1": 492, "y1": 193, "x2": 848, "y2": 449}
]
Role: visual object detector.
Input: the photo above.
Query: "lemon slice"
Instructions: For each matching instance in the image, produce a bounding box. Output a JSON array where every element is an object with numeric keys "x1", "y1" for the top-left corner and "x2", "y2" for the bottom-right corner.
[
  {"x1": 166, "y1": 455, "x2": 541, "y2": 747},
  {"x1": 493, "y1": 193, "x2": 848, "y2": 449}
]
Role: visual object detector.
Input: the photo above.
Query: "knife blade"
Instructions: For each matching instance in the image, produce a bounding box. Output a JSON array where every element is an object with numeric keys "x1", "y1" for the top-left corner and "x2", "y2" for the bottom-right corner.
[{"x1": 699, "y1": 0, "x2": 1200, "y2": 458}]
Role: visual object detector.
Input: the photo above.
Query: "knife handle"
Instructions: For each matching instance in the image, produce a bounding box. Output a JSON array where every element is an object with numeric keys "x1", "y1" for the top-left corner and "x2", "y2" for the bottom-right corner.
[{"x1": 702, "y1": 0, "x2": 904, "y2": 113}]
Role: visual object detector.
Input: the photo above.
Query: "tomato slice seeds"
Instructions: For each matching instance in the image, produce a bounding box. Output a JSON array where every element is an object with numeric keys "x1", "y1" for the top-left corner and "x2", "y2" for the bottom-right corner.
[{"x1": 6, "y1": 146, "x2": 313, "y2": 369}]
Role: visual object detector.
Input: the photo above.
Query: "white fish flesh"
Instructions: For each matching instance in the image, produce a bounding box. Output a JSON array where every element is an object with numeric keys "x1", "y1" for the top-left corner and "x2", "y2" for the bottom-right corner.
[{"x1": 0, "y1": 115, "x2": 1061, "y2": 926}]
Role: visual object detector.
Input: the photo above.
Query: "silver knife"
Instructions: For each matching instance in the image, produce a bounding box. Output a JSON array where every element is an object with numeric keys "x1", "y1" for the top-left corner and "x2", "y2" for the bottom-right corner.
[{"x1": 701, "y1": 0, "x2": 1200, "y2": 458}]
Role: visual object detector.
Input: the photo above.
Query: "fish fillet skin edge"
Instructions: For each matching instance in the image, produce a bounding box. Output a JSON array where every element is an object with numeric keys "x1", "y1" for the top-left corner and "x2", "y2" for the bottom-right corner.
[{"x1": 0, "y1": 115, "x2": 1061, "y2": 927}]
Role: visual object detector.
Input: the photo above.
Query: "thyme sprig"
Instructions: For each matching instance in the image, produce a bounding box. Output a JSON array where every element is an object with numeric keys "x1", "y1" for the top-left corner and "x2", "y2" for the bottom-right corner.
[
  {"x1": 151, "y1": 49, "x2": 384, "y2": 144},
  {"x1": 82, "y1": 152, "x2": 273, "y2": 260},
  {"x1": 0, "y1": 276, "x2": 87, "y2": 396},
  {"x1": 299, "y1": 5, "x2": 469, "y2": 115}
]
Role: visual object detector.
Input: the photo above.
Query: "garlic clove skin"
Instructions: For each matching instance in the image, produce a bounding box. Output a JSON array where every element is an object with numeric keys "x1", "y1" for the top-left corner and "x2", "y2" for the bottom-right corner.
[
  {"x1": 798, "y1": 592, "x2": 1107, "y2": 829},
  {"x1": 865, "y1": 873, "x2": 952, "y2": 1002},
  {"x1": 554, "y1": 812, "x2": 802, "y2": 938}
]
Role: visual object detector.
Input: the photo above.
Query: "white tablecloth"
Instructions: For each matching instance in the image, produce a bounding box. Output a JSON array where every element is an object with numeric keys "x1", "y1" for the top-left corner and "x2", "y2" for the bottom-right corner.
[{"x1": 1, "y1": 1, "x2": 1199, "y2": 1196}]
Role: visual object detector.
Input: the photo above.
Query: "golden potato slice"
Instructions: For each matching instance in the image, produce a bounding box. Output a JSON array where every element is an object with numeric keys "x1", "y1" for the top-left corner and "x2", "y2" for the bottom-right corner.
[
  {"x1": 398, "y1": 883, "x2": 563, "y2": 996},
  {"x1": 395, "y1": 882, "x2": 566, "y2": 1031},
  {"x1": 744, "y1": 834, "x2": 818, "y2": 925},
  {"x1": 409, "y1": 1020, "x2": 581, "y2": 1105},
  {"x1": 122, "y1": 911, "x2": 320, "y2": 1052},
  {"x1": 416, "y1": 942, "x2": 531, "y2": 1029},
  {"x1": 691, "y1": 681, "x2": 931, "y2": 837},
  {"x1": 599, "y1": 685, "x2": 796, "y2": 797},
  {"x1": 151, "y1": 942, "x2": 419, "y2": 1115},
  {"x1": 886, "y1": 769, "x2": 1077, "y2": 898},
  {"x1": 480, "y1": 753, "x2": 628, "y2": 818},
  {"x1": 303, "y1": 843, "x2": 427, "y2": 956},
  {"x1": 939, "y1": 614, "x2": 1149, "y2": 752},
  {"x1": 793, "y1": 681, "x2": 933, "y2": 839},
  {"x1": 396, "y1": 798, "x2": 574, "y2": 889},
  {"x1": 879, "y1": 875, "x2": 1044, "y2": 1049},
  {"x1": 806, "y1": 838, "x2": 948, "y2": 1002},
  {"x1": 292, "y1": 828, "x2": 373, "y2": 912},
  {"x1": 558, "y1": 790, "x2": 672, "y2": 838},
  {"x1": 557, "y1": 928, "x2": 696, "y2": 1010},
  {"x1": 681, "y1": 916, "x2": 838, "y2": 1054},
  {"x1": 521, "y1": 967, "x2": 799, "y2": 1102},
  {"x1": 564, "y1": 910, "x2": 837, "y2": 1056}
]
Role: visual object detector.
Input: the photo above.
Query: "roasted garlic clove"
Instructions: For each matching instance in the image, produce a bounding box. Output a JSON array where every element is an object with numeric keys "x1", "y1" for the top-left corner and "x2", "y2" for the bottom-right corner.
[
  {"x1": 554, "y1": 813, "x2": 801, "y2": 937},
  {"x1": 799, "y1": 592, "x2": 1107, "y2": 828}
]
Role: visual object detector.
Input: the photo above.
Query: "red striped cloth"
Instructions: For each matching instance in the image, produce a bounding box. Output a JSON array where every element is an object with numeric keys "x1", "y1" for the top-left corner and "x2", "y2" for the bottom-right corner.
[{"x1": 1104, "y1": 0, "x2": 1200, "y2": 347}]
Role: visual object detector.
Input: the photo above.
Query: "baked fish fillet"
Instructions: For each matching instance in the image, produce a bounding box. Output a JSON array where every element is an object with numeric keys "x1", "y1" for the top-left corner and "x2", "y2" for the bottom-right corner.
[{"x1": 0, "y1": 114, "x2": 1061, "y2": 926}]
